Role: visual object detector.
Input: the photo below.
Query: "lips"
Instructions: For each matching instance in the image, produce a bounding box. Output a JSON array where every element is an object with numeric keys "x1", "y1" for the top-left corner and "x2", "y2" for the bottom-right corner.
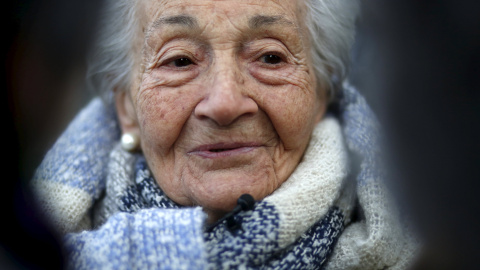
[{"x1": 188, "y1": 142, "x2": 261, "y2": 158}]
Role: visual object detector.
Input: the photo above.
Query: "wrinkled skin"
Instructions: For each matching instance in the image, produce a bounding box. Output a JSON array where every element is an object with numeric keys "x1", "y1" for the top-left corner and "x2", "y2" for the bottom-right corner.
[{"x1": 116, "y1": 0, "x2": 327, "y2": 222}]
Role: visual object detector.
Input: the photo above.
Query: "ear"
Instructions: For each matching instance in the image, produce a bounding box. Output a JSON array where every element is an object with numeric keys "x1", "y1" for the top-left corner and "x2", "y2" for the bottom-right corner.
[{"x1": 115, "y1": 91, "x2": 140, "y2": 135}]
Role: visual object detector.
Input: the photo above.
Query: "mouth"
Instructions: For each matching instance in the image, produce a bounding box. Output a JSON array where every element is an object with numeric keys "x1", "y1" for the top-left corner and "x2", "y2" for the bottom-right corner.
[
  {"x1": 209, "y1": 148, "x2": 235, "y2": 152},
  {"x1": 189, "y1": 143, "x2": 261, "y2": 158}
]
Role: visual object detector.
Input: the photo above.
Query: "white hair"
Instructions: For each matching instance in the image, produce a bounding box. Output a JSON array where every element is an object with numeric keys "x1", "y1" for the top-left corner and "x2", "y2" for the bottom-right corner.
[
  {"x1": 86, "y1": 0, "x2": 137, "y2": 102},
  {"x1": 87, "y1": 0, "x2": 359, "y2": 103}
]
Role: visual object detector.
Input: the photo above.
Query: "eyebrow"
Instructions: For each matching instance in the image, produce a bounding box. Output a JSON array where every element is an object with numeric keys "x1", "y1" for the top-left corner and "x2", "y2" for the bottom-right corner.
[
  {"x1": 248, "y1": 15, "x2": 294, "y2": 29},
  {"x1": 151, "y1": 15, "x2": 198, "y2": 29}
]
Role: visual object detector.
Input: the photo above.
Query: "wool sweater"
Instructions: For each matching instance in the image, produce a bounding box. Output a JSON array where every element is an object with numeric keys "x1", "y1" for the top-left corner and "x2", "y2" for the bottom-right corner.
[{"x1": 31, "y1": 83, "x2": 416, "y2": 269}]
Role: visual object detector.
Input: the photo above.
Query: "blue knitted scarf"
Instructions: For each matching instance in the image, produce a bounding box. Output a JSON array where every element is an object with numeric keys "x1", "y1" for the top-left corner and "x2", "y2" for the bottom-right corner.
[{"x1": 110, "y1": 153, "x2": 344, "y2": 269}]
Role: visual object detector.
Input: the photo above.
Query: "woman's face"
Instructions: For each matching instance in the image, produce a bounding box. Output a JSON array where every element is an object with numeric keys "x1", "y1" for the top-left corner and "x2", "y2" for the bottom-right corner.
[{"x1": 116, "y1": 0, "x2": 326, "y2": 221}]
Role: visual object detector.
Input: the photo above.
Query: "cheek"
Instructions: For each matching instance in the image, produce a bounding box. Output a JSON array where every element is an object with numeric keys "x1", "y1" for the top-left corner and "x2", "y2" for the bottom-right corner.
[
  {"x1": 134, "y1": 84, "x2": 197, "y2": 151},
  {"x1": 248, "y1": 62, "x2": 320, "y2": 148},
  {"x1": 260, "y1": 84, "x2": 319, "y2": 149}
]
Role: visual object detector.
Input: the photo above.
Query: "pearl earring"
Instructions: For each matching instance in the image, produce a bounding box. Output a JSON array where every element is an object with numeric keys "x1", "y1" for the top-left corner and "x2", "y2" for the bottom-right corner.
[{"x1": 121, "y1": 133, "x2": 139, "y2": 152}]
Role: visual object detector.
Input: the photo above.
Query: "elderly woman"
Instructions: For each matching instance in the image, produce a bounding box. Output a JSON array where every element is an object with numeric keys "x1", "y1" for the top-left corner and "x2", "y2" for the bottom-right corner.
[{"x1": 32, "y1": 0, "x2": 415, "y2": 269}]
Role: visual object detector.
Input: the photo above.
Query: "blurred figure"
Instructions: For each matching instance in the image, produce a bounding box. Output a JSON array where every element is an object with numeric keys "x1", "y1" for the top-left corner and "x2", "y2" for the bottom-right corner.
[
  {"x1": 353, "y1": 0, "x2": 480, "y2": 269},
  {"x1": 3, "y1": 0, "x2": 103, "y2": 268}
]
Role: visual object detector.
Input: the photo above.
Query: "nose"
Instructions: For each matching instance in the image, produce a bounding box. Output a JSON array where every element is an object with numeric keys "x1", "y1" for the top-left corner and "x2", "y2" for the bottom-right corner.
[{"x1": 194, "y1": 69, "x2": 258, "y2": 126}]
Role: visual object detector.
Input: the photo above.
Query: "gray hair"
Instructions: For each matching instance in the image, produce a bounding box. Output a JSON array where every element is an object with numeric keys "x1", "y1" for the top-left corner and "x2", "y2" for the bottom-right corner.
[
  {"x1": 305, "y1": 0, "x2": 360, "y2": 101},
  {"x1": 87, "y1": 0, "x2": 359, "y2": 103}
]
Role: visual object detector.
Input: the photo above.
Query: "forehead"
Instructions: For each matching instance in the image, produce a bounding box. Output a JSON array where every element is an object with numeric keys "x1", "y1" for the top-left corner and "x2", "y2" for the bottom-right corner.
[{"x1": 138, "y1": 0, "x2": 307, "y2": 30}]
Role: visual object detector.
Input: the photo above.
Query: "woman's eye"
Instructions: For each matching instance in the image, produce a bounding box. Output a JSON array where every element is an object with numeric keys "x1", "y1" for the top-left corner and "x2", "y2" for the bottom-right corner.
[
  {"x1": 260, "y1": 54, "x2": 283, "y2": 65},
  {"x1": 170, "y1": 57, "x2": 193, "y2": 67}
]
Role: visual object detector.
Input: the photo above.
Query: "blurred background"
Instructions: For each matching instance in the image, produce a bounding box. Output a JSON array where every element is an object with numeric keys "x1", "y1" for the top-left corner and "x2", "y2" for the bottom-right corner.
[{"x1": 3, "y1": 0, "x2": 480, "y2": 269}]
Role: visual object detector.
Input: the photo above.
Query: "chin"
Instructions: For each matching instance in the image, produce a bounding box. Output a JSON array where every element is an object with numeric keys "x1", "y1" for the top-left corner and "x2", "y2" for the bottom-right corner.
[{"x1": 178, "y1": 171, "x2": 278, "y2": 222}]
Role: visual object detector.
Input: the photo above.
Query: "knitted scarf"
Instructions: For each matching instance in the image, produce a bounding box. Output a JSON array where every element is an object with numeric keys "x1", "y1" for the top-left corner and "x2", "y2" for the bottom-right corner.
[
  {"x1": 93, "y1": 115, "x2": 349, "y2": 269},
  {"x1": 31, "y1": 83, "x2": 417, "y2": 269}
]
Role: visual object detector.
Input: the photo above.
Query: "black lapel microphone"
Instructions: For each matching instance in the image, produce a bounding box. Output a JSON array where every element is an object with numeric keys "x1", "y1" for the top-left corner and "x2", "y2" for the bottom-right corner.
[{"x1": 206, "y1": 194, "x2": 255, "y2": 232}]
